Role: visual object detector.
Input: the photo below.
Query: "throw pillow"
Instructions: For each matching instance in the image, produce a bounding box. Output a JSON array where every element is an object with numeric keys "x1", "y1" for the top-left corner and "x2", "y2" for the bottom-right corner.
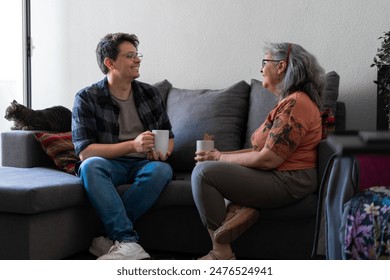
[
  {"x1": 34, "y1": 132, "x2": 79, "y2": 174},
  {"x1": 321, "y1": 108, "x2": 335, "y2": 139},
  {"x1": 166, "y1": 81, "x2": 250, "y2": 171},
  {"x1": 320, "y1": 71, "x2": 339, "y2": 138},
  {"x1": 153, "y1": 79, "x2": 172, "y2": 105},
  {"x1": 322, "y1": 71, "x2": 340, "y2": 114},
  {"x1": 244, "y1": 79, "x2": 278, "y2": 148}
]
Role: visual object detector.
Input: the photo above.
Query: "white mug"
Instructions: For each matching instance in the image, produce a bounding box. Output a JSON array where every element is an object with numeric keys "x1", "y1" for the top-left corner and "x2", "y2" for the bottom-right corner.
[
  {"x1": 196, "y1": 140, "x2": 214, "y2": 152},
  {"x1": 152, "y1": 130, "x2": 169, "y2": 156}
]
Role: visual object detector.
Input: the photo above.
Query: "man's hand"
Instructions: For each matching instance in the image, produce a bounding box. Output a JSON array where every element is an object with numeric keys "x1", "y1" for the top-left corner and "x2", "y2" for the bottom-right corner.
[
  {"x1": 133, "y1": 131, "x2": 155, "y2": 154},
  {"x1": 147, "y1": 150, "x2": 171, "y2": 161}
]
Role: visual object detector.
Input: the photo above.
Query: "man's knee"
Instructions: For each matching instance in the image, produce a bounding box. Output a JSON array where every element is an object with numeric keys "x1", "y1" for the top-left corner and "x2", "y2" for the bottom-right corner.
[
  {"x1": 147, "y1": 161, "x2": 173, "y2": 181},
  {"x1": 79, "y1": 157, "x2": 108, "y2": 175}
]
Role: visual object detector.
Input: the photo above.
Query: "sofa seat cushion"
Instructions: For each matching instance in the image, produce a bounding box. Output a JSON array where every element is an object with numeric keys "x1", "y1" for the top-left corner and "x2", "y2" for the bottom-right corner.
[
  {"x1": 153, "y1": 180, "x2": 194, "y2": 209},
  {"x1": 259, "y1": 193, "x2": 318, "y2": 220},
  {"x1": 0, "y1": 167, "x2": 87, "y2": 214},
  {"x1": 116, "y1": 172, "x2": 194, "y2": 210}
]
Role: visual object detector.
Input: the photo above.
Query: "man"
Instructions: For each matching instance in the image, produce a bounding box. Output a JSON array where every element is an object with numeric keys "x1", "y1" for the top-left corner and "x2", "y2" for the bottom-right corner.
[{"x1": 72, "y1": 33, "x2": 174, "y2": 260}]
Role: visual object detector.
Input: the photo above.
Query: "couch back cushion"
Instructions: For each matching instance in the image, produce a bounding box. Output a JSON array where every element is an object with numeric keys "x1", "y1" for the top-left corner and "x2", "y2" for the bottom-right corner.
[
  {"x1": 322, "y1": 71, "x2": 340, "y2": 113},
  {"x1": 154, "y1": 79, "x2": 172, "y2": 105},
  {"x1": 244, "y1": 79, "x2": 279, "y2": 148},
  {"x1": 166, "y1": 81, "x2": 250, "y2": 171}
]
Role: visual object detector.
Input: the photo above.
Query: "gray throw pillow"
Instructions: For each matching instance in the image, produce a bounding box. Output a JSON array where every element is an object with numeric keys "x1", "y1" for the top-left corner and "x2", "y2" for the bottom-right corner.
[
  {"x1": 153, "y1": 79, "x2": 172, "y2": 104},
  {"x1": 244, "y1": 79, "x2": 278, "y2": 148},
  {"x1": 322, "y1": 71, "x2": 340, "y2": 114},
  {"x1": 166, "y1": 81, "x2": 250, "y2": 171}
]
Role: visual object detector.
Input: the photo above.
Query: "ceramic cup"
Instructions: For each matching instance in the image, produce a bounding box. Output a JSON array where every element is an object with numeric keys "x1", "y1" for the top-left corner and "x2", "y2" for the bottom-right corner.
[
  {"x1": 152, "y1": 130, "x2": 169, "y2": 156},
  {"x1": 196, "y1": 140, "x2": 215, "y2": 152}
]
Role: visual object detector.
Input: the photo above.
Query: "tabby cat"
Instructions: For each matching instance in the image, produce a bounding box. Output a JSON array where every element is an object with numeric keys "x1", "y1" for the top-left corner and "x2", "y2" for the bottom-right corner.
[{"x1": 4, "y1": 100, "x2": 72, "y2": 132}]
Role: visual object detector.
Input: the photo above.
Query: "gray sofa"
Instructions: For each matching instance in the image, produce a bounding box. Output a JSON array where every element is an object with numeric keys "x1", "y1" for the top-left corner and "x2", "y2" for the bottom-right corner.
[{"x1": 0, "y1": 74, "x2": 345, "y2": 259}]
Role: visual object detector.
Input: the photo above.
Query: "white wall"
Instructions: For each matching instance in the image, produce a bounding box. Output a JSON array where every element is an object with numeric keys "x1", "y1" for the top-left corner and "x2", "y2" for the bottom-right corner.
[{"x1": 31, "y1": 0, "x2": 390, "y2": 131}]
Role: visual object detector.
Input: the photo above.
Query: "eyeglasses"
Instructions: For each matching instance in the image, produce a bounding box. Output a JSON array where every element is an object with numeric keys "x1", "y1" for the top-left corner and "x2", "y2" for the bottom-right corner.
[
  {"x1": 262, "y1": 44, "x2": 293, "y2": 70},
  {"x1": 261, "y1": 59, "x2": 282, "y2": 69},
  {"x1": 118, "y1": 52, "x2": 143, "y2": 61}
]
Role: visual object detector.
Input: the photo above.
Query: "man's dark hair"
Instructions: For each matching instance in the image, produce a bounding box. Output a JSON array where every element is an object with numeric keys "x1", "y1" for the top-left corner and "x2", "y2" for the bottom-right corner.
[{"x1": 96, "y1": 33, "x2": 139, "y2": 74}]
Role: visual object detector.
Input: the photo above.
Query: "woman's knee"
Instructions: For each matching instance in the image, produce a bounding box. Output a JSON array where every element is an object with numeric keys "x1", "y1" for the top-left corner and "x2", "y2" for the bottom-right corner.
[
  {"x1": 191, "y1": 162, "x2": 221, "y2": 198},
  {"x1": 192, "y1": 162, "x2": 209, "y2": 179},
  {"x1": 191, "y1": 161, "x2": 220, "y2": 186}
]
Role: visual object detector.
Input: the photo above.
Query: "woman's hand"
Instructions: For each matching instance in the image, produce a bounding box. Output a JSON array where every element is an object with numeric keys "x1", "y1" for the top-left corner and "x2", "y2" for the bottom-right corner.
[
  {"x1": 194, "y1": 149, "x2": 221, "y2": 163},
  {"x1": 194, "y1": 147, "x2": 285, "y2": 170}
]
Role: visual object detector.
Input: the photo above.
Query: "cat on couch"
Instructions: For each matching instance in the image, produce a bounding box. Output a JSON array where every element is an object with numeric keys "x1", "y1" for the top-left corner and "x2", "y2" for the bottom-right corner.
[{"x1": 4, "y1": 100, "x2": 72, "y2": 132}]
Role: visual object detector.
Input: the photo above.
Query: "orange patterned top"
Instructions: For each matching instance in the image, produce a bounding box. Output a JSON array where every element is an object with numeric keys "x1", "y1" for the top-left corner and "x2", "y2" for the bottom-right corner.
[{"x1": 251, "y1": 92, "x2": 321, "y2": 171}]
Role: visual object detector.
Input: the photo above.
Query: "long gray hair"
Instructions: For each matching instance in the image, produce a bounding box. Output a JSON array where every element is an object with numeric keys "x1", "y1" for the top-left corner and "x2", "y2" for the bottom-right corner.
[{"x1": 263, "y1": 42, "x2": 325, "y2": 108}]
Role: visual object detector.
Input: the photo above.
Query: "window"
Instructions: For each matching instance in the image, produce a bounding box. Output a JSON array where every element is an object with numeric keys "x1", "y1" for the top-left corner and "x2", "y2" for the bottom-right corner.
[{"x1": 0, "y1": 0, "x2": 24, "y2": 163}]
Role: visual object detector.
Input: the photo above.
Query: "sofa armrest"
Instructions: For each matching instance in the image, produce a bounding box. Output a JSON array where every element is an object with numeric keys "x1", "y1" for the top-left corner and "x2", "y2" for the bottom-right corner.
[
  {"x1": 318, "y1": 140, "x2": 336, "y2": 182},
  {"x1": 1, "y1": 131, "x2": 53, "y2": 168}
]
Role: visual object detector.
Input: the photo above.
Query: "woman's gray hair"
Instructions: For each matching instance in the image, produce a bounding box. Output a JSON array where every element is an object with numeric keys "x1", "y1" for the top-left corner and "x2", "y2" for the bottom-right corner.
[{"x1": 263, "y1": 42, "x2": 325, "y2": 108}]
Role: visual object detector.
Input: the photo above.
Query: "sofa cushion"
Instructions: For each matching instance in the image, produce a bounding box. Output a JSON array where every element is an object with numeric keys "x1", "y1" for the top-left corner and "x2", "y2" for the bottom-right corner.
[
  {"x1": 320, "y1": 108, "x2": 336, "y2": 139},
  {"x1": 0, "y1": 166, "x2": 86, "y2": 214},
  {"x1": 166, "y1": 81, "x2": 250, "y2": 171},
  {"x1": 35, "y1": 132, "x2": 79, "y2": 174},
  {"x1": 154, "y1": 79, "x2": 172, "y2": 105},
  {"x1": 322, "y1": 71, "x2": 340, "y2": 114},
  {"x1": 1, "y1": 130, "x2": 53, "y2": 168},
  {"x1": 244, "y1": 79, "x2": 278, "y2": 148}
]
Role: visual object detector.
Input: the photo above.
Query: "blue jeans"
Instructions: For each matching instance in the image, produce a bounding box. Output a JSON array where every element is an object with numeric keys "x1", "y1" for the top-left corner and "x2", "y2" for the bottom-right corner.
[{"x1": 78, "y1": 156, "x2": 173, "y2": 243}]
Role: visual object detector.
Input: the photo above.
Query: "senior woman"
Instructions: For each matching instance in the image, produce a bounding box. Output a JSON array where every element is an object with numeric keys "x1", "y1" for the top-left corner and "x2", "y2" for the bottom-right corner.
[{"x1": 191, "y1": 42, "x2": 325, "y2": 260}]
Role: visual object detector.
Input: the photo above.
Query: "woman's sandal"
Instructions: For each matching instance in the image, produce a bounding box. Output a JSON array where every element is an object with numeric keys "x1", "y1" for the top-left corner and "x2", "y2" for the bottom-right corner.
[
  {"x1": 214, "y1": 204, "x2": 259, "y2": 244},
  {"x1": 198, "y1": 250, "x2": 236, "y2": 260}
]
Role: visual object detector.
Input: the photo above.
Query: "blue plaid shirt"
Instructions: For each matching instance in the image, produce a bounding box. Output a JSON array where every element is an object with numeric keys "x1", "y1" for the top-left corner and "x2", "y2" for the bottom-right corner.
[{"x1": 72, "y1": 77, "x2": 174, "y2": 156}]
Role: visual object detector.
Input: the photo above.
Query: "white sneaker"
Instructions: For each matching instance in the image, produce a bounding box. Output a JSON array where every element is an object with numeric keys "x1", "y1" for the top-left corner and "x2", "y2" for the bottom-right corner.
[
  {"x1": 89, "y1": 236, "x2": 114, "y2": 257},
  {"x1": 97, "y1": 241, "x2": 151, "y2": 260}
]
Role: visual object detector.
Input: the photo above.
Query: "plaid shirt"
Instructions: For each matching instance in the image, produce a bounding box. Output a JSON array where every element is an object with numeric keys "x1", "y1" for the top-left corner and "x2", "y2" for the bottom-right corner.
[{"x1": 72, "y1": 77, "x2": 173, "y2": 155}]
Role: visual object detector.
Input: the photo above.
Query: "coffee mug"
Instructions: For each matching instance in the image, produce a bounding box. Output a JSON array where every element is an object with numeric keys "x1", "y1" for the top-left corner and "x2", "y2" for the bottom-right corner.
[
  {"x1": 196, "y1": 140, "x2": 214, "y2": 152},
  {"x1": 152, "y1": 130, "x2": 169, "y2": 155}
]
